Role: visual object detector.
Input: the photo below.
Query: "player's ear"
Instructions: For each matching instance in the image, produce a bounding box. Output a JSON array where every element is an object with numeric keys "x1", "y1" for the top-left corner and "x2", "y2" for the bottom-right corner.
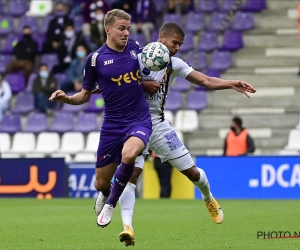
[{"x1": 105, "y1": 26, "x2": 110, "y2": 34}]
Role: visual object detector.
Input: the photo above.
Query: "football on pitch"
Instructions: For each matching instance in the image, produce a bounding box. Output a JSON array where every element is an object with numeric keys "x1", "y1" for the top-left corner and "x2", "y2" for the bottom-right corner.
[{"x1": 141, "y1": 42, "x2": 170, "y2": 71}]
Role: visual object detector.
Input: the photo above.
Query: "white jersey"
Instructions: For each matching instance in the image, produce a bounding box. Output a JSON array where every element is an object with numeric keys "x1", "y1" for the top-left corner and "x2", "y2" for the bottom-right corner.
[{"x1": 138, "y1": 55, "x2": 194, "y2": 126}]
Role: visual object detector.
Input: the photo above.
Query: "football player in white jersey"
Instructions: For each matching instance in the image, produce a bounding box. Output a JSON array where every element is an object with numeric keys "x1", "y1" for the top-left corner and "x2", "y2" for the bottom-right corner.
[{"x1": 93, "y1": 22, "x2": 256, "y2": 246}]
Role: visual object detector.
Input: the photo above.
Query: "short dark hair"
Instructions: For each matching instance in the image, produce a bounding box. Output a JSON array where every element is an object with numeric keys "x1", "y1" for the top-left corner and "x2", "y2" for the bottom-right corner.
[
  {"x1": 159, "y1": 22, "x2": 185, "y2": 38},
  {"x1": 232, "y1": 117, "x2": 243, "y2": 127},
  {"x1": 39, "y1": 63, "x2": 48, "y2": 69},
  {"x1": 23, "y1": 25, "x2": 31, "y2": 30}
]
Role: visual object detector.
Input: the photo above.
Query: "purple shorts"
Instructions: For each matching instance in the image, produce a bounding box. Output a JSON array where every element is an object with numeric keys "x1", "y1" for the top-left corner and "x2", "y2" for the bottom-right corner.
[{"x1": 96, "y1": 123, "x2": 152, "y2": 168}]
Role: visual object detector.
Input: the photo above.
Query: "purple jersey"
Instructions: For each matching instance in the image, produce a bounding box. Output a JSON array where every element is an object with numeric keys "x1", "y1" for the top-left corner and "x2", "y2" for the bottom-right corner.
[{"x1": 82, "y1": 39, "x2": 151, "y2": 132}]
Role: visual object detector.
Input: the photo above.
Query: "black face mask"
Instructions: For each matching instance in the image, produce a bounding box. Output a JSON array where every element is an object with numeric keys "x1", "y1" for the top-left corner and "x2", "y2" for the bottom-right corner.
[
  {"x1": 230, "y1": 126, "x2": 236, "y2": 132},
  {"x1": 23, "y1": 34, "x2": 32, "y2": 40}
]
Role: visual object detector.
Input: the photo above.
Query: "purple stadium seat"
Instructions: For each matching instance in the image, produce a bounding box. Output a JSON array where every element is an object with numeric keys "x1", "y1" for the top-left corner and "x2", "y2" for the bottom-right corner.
[
  {"x1": 74, "y1": 113, "x2": 97, "y2": 133},
  {"x1": 7, "y1": 0, "x2": 29, "y2": 16},
  {"x1": 48, "y1": 112, "x2": 74, "y2": 133},
  {"x1": 165, "y1": 91, "x2": 182, "y2": 112},
  {"x1": 0, "y1": 55, "x2": 12, "y2": 73},
  {"x1": 220, "y1": 31, "x2": 243, "y2": 51},
  {"x1": 220, "y1": 0, "x2": 241, "y2": 11},
  {"x1": 198, "y1": 0, "x2": 218, "y2": 12},
  {"x1": 209, "y1": 50, "x2": 232, "y2": 71},
  {"x1": 12, "y1": 92, "x2": 34, "y2": 114},
  {"x1": 242, "y1": 0, "x2": 266, "y2": 12},
  {"x1": 153, "y1": 0, "x2": 168, "y2": 13},
  {"x1": 207, "y1": 12, "x2": 231, "y2": 31},
  {"x1": 73, "y1": 15, "x2": 84, "y2": 32},
  {"x1": 0, "y1": 1, "x2": 4, "y2": 14},
  {"x1": 130, "y1": 33, "x2": 146, "y2": 47},
  {"x1": 171, "y1": 78, "x2": 191, "y2": 92},
  {"x1": 17, "y1": 16, "x2": 39, "y2": 33},
  {"x1": 25, "y1": 73, "x2": 37, "y2": 92},
  {"x1": 41, "y1": 54, "x2": 59, "y2": 71},
  {"x1": 198, "y1": 31, "x2": 218, "y2": 51},
  {"x1": 0, "y1": 114, "x2": 21, "y2": 133},
  {"x1": 185, "y1": 13, "x2": 206, "y2": 33},
  {"x1": 23, "y1": 112, "x2": 47, "y2": 133},
  {"x1": 32, "y1": 34, "x2": 45, "y2": 53},
  {"x1": 186, "y1": 90, "x2": 208, "y2": 111},
  {"x1": 85, "y1": 94, "x2": 105, "y2": 113},
  {"x1": 1, "y1": 33, "x2": 20, "y2": 54},
  {"x1": 179, "y1": 33, "x2": 194, "y2": 53},
  {"x1": 5, "y1": 73, "x2": 25, "y2": 93},
  {"x1": 0, "y1": 16, "x2": 14, "y2": 36},
  {"x1": 41, "y1": 15, "x2": 54, "y2": 34},
  {"x1": 151, "y1": 30, "x2": 159, "y2": 42},
  {"x1": 232, "y1": 12, "x2": 255, "y2": 31},
  {"x1": 61, "y1": 102, "x2": 84, "y2": 113},
  {"x1": 186, "y1": 51, "x2": 208, "y2": 70},
  {"x1": 163, "y1": 14, "x2": 182, "y2": 27},
  {"x1": 55, "y1": 73, "x2": 68, "y2": 89},
  {"x1": 202, "y1": 69, "x2": 220, "y2": 78}
]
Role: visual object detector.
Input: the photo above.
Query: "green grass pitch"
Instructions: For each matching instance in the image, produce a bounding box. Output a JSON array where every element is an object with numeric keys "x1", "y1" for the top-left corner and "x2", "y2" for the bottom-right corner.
[{"x1": 0, "y1": 199, "x2": 300, "y2": 250}]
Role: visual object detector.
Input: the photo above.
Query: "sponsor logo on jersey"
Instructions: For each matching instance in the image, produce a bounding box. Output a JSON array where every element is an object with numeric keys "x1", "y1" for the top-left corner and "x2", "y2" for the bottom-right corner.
[
  {"x1": 136, "y1": 131, "x2": 146, "y2": 136},
  {"x1": 142, "y1": 67, "x2": 150, "y2": 75},
  {"x1": 104, "y1": 59, "x2": 114, "y2": 65},
  {"x1": 130, "y1": 50, "x2": 137, "y2": 59},
  {"x1": 111, "y1": 70, "x2": 142, "y2": 86},
  {"x1": 91, "y1": 52, "x2": 99, "y2": 66}
]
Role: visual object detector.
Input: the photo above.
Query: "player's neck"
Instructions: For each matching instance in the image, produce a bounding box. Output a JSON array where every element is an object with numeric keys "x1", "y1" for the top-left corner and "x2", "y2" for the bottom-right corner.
[{"x1": 106, "y1": 40, "x2": 126, "y2": 52}]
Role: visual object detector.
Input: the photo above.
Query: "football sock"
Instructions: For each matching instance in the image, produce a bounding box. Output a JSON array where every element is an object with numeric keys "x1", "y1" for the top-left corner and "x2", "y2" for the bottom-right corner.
[
  {"x1": 119, "y1": 182, "x2": 136, "y2": 229},
  {"x1": 102, "y1": 182, "x2": 112, "y2": 197},
  {"x1": 193, "y1": 167, "x2": 213, "y2": 202},
  {"x1": 106, "y1": 162, "x2": 134, "y2": 207}
]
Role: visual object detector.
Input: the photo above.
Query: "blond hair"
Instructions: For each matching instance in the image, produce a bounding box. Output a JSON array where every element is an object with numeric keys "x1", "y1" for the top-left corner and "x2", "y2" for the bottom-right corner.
[{"x1": 104, "y1": 9, "x2": 131, "y2": 27}]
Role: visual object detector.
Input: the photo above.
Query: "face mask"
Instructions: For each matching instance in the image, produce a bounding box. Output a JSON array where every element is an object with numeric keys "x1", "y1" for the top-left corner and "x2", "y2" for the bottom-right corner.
[
  {"x1": 76, "y1": 51, "x2": 86, "y2": 58},
  {"x1": 65, "y1": 30, "x2": 74, "y2": 38},
  {"x1": 95, "y1": 14, "x2": 104, "y2": 22},
  {"x1": 230, "y1": 126, "x2": 236, "y2": 132},
  {"x1": 23, "y1": 34, "x2": 31, "y2": 40},
  {"x1": 39, "y1": 71, "x2": 49, "y2": 78},
  {"x1": 56, "y1": 10, "x2": 65, "y2": 17}
]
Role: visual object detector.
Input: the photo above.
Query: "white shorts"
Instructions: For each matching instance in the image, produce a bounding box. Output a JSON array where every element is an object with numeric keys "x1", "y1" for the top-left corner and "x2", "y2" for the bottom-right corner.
[{"x1": 135, "y1": 121, "x2": 195, "y2": 172}]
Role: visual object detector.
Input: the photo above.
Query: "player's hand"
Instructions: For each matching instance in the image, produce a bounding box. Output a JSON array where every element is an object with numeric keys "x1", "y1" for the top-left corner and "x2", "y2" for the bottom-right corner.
[
  {"x1": 49, "y1": 89, "x2": 69, "y2": 103},
  {"x1": 92, "y1": 85, "x2": 101, "y2": 94},
  {"x1": 231, "y1": 80, "x2": 256, "y2": 98},
  {"x1": 143, "y1": 80, "x2": 160, "y2": 95}
]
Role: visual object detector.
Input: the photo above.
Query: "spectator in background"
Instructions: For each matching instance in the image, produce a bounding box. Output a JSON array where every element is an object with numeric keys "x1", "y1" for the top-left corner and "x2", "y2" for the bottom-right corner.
[
  {"x1": 52, "y1": 23, "x2": 90, "y2": 74},
  {"x1": 166, "y1": 0, "x2": 194, "y2": 14},
  {"x1": 32, "y1": 64, "x2": 57, "y2": 113},
  {"x1": 131, "y1": 0, "x2": 156, "y2": 44},
  {"x1": 90, "y1": 7, "x2": 107, "y2": 50},
  {"x1": 42, "y1": 2, "x2": 74, "y2": 54},
  {"x1": 223, "y1": 117, "x2": 255, "y2": 156},
  {"x1": 0, "y1": 73, "x2": 12, "y2": 122},
  {"x1": 60, "y1": 45, "x2": 88, "y2": 93},
  {"x1": 111, "y1": 0, "x2": 138, "y2": 12},
  {"x1": 152, "y1": 152, "x2": 173, "y2": 198},
  {"x1": 5, "y1": 26, "x2": 38, "y2": 84}
]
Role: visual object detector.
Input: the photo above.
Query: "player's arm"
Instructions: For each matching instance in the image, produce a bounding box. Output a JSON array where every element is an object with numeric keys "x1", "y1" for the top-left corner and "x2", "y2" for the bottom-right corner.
[
  {"x1": 49, "y1": 88, "x2": 91, "y2": 105},
  {"x1": 186, "y1": 70, "x2": 256, "y2": 98}
]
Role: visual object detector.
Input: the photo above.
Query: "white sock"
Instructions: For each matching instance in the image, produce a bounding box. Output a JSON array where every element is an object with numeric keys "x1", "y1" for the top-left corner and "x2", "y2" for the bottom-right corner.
[
  {"x1": 119, "y1": 182, "x2": 136, "y2": 230},
  {"x1": 192, "y1": 168, "x2": 212, "y2": 202}
]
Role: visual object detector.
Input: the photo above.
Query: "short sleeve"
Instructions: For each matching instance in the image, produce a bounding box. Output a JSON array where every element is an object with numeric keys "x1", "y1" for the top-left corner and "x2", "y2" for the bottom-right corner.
[
  {"x1": 172, "y1": 57, "x2": 194, "y2": 79},
  {"x1": 82, "y1": 52, "x2": 98, "y2": 91}
]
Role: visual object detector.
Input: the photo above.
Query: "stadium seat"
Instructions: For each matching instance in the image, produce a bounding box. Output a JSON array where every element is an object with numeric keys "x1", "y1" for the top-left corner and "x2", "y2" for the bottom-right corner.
[
  {"x1": 84, "y1": 132, "x2": 100, "y2": 153},
  {"x1": 25, "y1": 73, "x2": 37, "y2": 92},
  {"x1": 279, "y1": 149, "x2": 299, "y2": 156},
  {"x1": 55, "y1": 73, "x2": 68, "y2": 89},
  {"x1": 165, "y1": 91, "x2": 182, "y2": 112},
  {"x1": 209, "y1": 50, "x2": 232, "y2": 71},
  {"x1": 163, "y1": 14, "x2": 182, "y2": 27},
  {"x1": 171, "y1": 78, "x2": 191, "y2": 92},
  {"x1": 1, "y1": 33, "x2": 20, "y2": 54},
  {"x1": 74, "y1": 113, "x2": 97, "y2": 133},
  {"x1": 12, "y1": 92, "x2": 34, "y2": 114},
  {"x1": 151, "y1": 30, "x2": 158, "y2": 42},
  {"x1": 185, "y1": 13, "x2": 206, "y2": 33},
  {"x1": 17, "y1": 16, "x2": 39, "y2": 33},
  {"x1": 0, "y1": 114, "x2": 21, "y2": 133},
  {"x1": 0, "y1": 153, "x2": 20, "y2": 158},
  {"x1": 220, "y1": 0, "x2": 241, "y2": 11},
  {"x1": 73, "y1": 153, "x2": 96, "y2": 163},
  {"x1": 198, "y1": 0, "x2": 218, "y2": 12},
  {"x1": 202, "y1": 69, "x2": 220, "y2": 78},
  {"x1": 57, "y1": 132, "x2": 85, "y2": 154},
  {"x1": 0, "y1": 16, "x2": 14, "y2": 36},
  {"x1": 198, "y1": 31, "x2": 218, "y2": 52},
  {"x1": 174, "y1": 110, "x2": 199, "y2": 132},
  {"x1": 284, "y1": 130, "x2": 300, "y2": 150},
  {"x1": 51, "y1": 153, "x2": 72, "y2": 163},
  {"x1": 23, "y1": 112, "x2": 47, "y2": 133},
  {"x1": 164, "y1": 110, "x2": 174, "y2": 126},
  {"x1": 85, "y1": 94, "x2": 105, "y2": 113},
  {"x1": 207, "y1": 12, "x2": 231, "y2": 31},
  {"x1": 0, "y1": 133, "x2": 11, "y2": 153},
  {"x1": 26, "y1": 0, "x2": 53, "y2": 16},
  {"x1": 220, "y1": 31, "x2": 244, "y2": 51},
  {"x1": 35, "y1": 132, "x2": 60, "y2": 154},
  {"x1": 7, "y1": 0, "x2": 29, "y2": 16},
  {"x1": 24, "y1": 153, "x2": 45, "y2": 158},
  {"x1": 73, "y1": 15, "x2": 84, "y2": 32},
  {"x1": 8, "y1": 132, "x2": 35, "y2": 154},
  {"x1": 5, "y1": 73, "x2": 26, "y2": 93},
  {"x1": 32, "y1": 33, "x2": 45, "y2": 53},
  {"x1": 130, "y1": 33, "x2": 146, "y2": 47},
  {"x1": 48, "y1": 112, "x2": 74, "y2": 133},
  {"x1": 232, "y1": 12, "x2": 255, "y2": 31},
  {"x1": 0, "y1": 1, "x2": 4, "y2": 14},
  {"x1": 41, "y1": 54, "x2": 59, "y2": 72},
  {"x1": 61, "y1": 102, "x2": 85, "y2": 113},
  {"x1": 186, "y1": 51, "x2": 208, "y2": 70},
  {"x1": 242, "y1": 0, "x2": 266, "y2": 12},
  {"x1": 41, "y1": 15, "x2": 54, "y2": 34},
  {"x1": 178, "y1": 33, "x2": 194, "y2": 53},
  {"x1": 186, "y1": 90, "x2": 208, "y2": 111},
  {"x1": 0, "y1": 55, "x2": 12, "y2": 73}
]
